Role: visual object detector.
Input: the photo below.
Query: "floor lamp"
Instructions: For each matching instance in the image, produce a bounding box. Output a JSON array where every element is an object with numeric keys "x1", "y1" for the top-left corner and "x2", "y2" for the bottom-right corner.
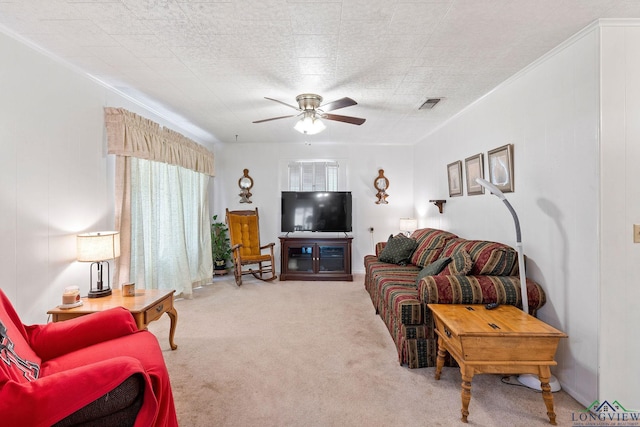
[
  {"x1": 475, "y1": 178, "x2": 560, "y2": 392},
  {"x1": 475, "y1": 178, "x2": 527, "y2": 313}
]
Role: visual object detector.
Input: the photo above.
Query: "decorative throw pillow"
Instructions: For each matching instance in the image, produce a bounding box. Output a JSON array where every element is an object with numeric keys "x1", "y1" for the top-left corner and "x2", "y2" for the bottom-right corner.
[
  {"x1": 438, "y1": 250, "x2": 473, "y2": 276},
  {"x1": 476, "y1": 247, "x2": 518, "y2": 276},
  {"x1": 378, "y1": 234, "x2": 418, "y2": 265},
  {"x1": 415, "y1": 257, "x2": 451, "y2": 286}
]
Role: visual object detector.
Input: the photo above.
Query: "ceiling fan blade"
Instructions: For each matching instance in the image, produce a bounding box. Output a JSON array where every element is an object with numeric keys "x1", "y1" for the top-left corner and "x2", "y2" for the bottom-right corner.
[
  {"x1": 264, "y1": 97, "x2": 301, "y2": 111},
  {"x1": 321, "y1": 113, "x2": 366, "y2": 125},
  {"x1": 320, "y1": 97, "x2": 357, "y2": 112},
  {"x1": 252, "y1": 115, "x2": 296, "y2": 124}
]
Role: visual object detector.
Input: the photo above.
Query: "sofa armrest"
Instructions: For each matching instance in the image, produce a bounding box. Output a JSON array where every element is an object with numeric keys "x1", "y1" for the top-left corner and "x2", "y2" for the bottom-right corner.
[
  {"x1": 374, "y1": 241, "x2": 386, "y2": 257},
  {"x1": 416, "y1": 275, "x2": 546, "y2": 316},
  {"x1": 27, "y1": 307, "x2": 138, "y2": 361},
  {"x1": 0, "y1": 357, "x2": 157, "y2": 427}
]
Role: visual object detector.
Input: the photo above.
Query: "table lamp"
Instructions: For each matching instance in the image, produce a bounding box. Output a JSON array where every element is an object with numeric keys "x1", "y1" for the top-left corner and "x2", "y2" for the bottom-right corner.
[
  {"x1": 77, "y1": 231, "x2": 120, "y2": 298},
  {"x1": 399, "y1": 218, "x2": 418, "y2": 236}
]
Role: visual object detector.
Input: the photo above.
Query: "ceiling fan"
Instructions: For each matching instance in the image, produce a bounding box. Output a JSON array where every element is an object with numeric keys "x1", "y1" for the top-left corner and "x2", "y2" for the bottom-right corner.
[{"x1": 253, "y1": 93, "x2": 366, "y2": 135}]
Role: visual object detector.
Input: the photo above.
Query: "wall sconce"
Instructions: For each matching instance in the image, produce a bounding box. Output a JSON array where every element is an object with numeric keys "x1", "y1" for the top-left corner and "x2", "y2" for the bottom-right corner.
[
  {"x1": 429, "y1": 199, "x2": 446, "y2": 214},
  {"x1": 238, "y1": 169, "x2": 254, "y2": 203},
  {"x1": 77, "y1": 231, "x2": 120, "y2": 298},
  {"x1": 399, "y1": 218, "x2": 418, "y2": 236},
  {"x1": 374, "y1": 169, "x2": 389, "y2": 204}
]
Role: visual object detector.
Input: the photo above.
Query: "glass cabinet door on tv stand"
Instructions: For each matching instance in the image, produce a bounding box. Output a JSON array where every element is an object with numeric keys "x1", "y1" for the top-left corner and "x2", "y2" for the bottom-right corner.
[{"x1": 279, "y1": 236, "x2": 353, "y2": 281}]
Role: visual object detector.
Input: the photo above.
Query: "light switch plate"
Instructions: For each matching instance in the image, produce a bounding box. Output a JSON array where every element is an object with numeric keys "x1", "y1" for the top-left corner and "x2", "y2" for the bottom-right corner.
[{"x1": 634, "y1": 224, "x2": 640, "y2": 243}]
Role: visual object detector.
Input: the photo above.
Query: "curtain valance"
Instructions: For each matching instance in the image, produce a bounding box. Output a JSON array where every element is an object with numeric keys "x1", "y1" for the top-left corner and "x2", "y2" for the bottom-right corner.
[{"x1": 105, "y1": 107, "x2": 215, "y2": 176}]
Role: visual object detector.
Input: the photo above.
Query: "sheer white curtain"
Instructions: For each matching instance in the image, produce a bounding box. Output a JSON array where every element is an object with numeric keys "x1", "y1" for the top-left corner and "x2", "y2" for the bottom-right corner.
[
  {"x1": 105, "y1": 108, "x2": 214, "y2": 298},
  {"x1": 130, "y1": 158, "x2": 212, "y2": 297}
]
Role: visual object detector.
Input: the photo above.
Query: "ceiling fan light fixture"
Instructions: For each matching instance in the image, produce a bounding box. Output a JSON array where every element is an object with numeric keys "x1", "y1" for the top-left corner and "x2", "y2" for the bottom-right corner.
[
  {"x1": 256, "y1": 93, "x2": 363, "y2": 131},
  {"x1": 294, "y1": 113, "x2": 326, "y2": 135}
]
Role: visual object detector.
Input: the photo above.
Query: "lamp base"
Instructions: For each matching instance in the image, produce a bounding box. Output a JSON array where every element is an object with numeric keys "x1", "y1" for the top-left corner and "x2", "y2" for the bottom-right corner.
[{"x1": 88, "y1": 288, "x2": 112, "y2": 298}]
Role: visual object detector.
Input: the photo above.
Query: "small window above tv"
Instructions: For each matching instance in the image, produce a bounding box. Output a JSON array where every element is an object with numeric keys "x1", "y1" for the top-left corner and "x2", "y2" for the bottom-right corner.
[{"x1": 288, "y1": 161, "x2": 339, "y2": 191}]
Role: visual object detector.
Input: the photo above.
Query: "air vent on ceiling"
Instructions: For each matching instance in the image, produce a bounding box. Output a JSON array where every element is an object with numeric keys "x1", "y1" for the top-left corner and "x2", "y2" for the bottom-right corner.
[{"x1": 419, "y1": 98, "x2": 442, "y2": 110}]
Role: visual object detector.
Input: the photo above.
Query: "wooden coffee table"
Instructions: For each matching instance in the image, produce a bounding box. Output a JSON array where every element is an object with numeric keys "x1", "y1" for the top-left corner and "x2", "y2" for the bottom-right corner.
[
  {"x1": 429, "y1": 304, "x2": 567, "y2": 425},
  {"x1": 48, "y1": 289, "x2": 178, "y2": 350}
]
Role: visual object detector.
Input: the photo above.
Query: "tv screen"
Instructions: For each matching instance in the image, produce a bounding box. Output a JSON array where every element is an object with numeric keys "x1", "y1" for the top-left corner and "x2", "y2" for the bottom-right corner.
[{"x1": 281, "y1": 191, "x2": 352, "y2": 233}]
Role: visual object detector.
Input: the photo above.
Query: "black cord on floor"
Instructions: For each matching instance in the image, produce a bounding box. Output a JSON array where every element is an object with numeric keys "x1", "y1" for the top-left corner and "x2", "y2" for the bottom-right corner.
[{"x1": 500, "y1": 375, "x2": 542, "y2": 393}]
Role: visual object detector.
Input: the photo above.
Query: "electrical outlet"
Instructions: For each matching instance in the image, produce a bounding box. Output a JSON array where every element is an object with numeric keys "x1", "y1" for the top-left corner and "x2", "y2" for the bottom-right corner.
[
  {"x1": 368, "y1": 227, "x2": 374, "y2": 233},
  {"x1": 634, "y1": 224, "x2": 640, "y2": 243}
]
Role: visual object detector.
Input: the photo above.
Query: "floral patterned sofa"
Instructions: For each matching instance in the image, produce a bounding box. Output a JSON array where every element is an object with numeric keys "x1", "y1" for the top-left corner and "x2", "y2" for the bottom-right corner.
[{"x1": 364, "y1": 228, "x2": 547, "y2": 369}]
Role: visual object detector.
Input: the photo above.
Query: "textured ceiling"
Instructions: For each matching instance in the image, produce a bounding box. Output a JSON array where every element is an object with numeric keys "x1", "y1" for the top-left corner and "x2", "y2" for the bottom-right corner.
[{"x1": 2, "y1": 0, "x2": 640, "y2": 145}]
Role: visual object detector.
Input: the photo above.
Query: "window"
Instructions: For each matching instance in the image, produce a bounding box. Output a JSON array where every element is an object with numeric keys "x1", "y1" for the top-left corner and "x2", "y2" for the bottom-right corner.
[{"x1": 288, "y1": 161, "x2": 338, "y2": 191}]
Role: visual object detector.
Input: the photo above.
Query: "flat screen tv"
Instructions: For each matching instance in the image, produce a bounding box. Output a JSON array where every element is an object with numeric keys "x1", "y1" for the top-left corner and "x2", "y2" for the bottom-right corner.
[{"x1": 281, "y1": 191, "x2": 352, "y2": 233}]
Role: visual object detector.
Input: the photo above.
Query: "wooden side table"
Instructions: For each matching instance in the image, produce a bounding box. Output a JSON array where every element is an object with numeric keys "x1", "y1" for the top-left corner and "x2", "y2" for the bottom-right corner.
[
  {"x1": 428, "y1": 304, "x2": 567, "y2": 425},
  {"x1": 48, "y1": 289, "x2": 178, "y2": 350}
]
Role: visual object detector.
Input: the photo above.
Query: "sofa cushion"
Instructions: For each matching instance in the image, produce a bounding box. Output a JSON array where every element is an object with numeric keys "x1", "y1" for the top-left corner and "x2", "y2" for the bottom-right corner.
[
  {"x1": 417, "y1": 274, "x2": 546, "y2": 315},
  {"x1": 439, "y1": 250, "x2": 472, "y2": 276},
  {"x1": 378, "y1": 234, "x2": 418, "y2": 265},
  {"x1": 377, "y1": 280, "x2": 423, "y2": 326},
  {"x1": 364, "y1": 255, "x2": 420, "y2": 296},
  {"x1": 439, "y1": 239, "x2": 518, "y2": 276},
  {"x1": 370, "y1": 270, "x2": 421, "y2": 317},
  {"x1": 409, "y1": 228, "x2": 458, "y2": 267},
  {"x1": 415, "y1": 257, "x2": 451, "y2": 286}
]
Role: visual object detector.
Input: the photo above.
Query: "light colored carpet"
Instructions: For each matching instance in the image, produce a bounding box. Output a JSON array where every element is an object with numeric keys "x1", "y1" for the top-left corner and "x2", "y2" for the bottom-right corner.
[{"x1": 147, "y1": 274, "x2": 583, "y2": 426}]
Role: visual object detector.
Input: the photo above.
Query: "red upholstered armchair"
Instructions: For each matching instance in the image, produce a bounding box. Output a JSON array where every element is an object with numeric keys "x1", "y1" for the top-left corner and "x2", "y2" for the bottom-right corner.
[{"x1": 0, "y1": 290, "x2": 178, "y2": 427}]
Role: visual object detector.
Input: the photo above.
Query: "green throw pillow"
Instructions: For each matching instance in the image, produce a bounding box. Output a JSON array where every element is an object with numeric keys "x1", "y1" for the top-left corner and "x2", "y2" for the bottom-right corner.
[
  {"x1": 415, "y1": 257, "x2": 451, "y2": 286},
  {"x1": 439, "y1": 250, "x2": 473, "y2": 275},
  {"x1": 379, "y1": 234, "x2": 418, "y2": 265}
]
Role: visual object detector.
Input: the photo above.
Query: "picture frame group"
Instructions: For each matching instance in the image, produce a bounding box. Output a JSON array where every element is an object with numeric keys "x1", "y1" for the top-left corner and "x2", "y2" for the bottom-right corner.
[{"x1": 447, "y1": 144, "x2": 514, "y2": 197}]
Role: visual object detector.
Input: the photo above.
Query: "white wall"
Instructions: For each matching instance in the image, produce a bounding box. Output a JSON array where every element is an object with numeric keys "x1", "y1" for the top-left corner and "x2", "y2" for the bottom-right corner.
[
  {"x1": 212, "y1": 142, "x2": 415, "y2": 273},
  {"x1": 600, "y1": 23, "x2": 640, "y2": 409},
  {"x1": 0, "y1": 31, "x2": 211, "y2": 324},
  {"x1": 414, "y1": 25, "x2": 601, "y2": 405},
  {"x1": 414, "y1": 20, "x2": 640, "y2": 408}
]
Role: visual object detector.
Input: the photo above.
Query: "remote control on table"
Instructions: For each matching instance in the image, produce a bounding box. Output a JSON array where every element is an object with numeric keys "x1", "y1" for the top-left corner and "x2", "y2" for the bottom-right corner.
[{"x1": 485, "y1": 302, "x2": 500, "y2": 310}]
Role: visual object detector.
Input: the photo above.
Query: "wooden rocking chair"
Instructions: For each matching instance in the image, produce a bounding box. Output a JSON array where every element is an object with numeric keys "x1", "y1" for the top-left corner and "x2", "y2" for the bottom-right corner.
[{"x1": 225, "y1": 208, "x2": 277, "y2": 286}]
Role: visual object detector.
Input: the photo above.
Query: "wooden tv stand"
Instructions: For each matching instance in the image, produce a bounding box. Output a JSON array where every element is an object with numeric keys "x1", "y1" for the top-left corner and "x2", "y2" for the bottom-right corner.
[{"x1": 279, "y1": 235, "x2": 353, "y2": 281}]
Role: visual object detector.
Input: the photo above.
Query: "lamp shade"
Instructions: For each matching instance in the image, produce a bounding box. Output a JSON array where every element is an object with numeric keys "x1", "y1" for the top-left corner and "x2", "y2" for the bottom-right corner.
[
  {"x1": 77, "y1": 231, "x2": 120, "y2": 262},
  {"x1": 399, "y1": 218, "x2": 418, "y2": 234}
]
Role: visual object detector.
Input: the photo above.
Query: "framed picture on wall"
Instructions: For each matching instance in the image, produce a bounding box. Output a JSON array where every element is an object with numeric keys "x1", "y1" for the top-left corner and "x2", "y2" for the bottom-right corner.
[
  {"x1": 487, "y1": 144, "x2": 514, "y2": 193},
  {"x1": 447, "y1": 160, "x2": 463, "y2": 197},
  {"x1": 465, "y1": 153, "x2": 485, "y2": 195}
]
